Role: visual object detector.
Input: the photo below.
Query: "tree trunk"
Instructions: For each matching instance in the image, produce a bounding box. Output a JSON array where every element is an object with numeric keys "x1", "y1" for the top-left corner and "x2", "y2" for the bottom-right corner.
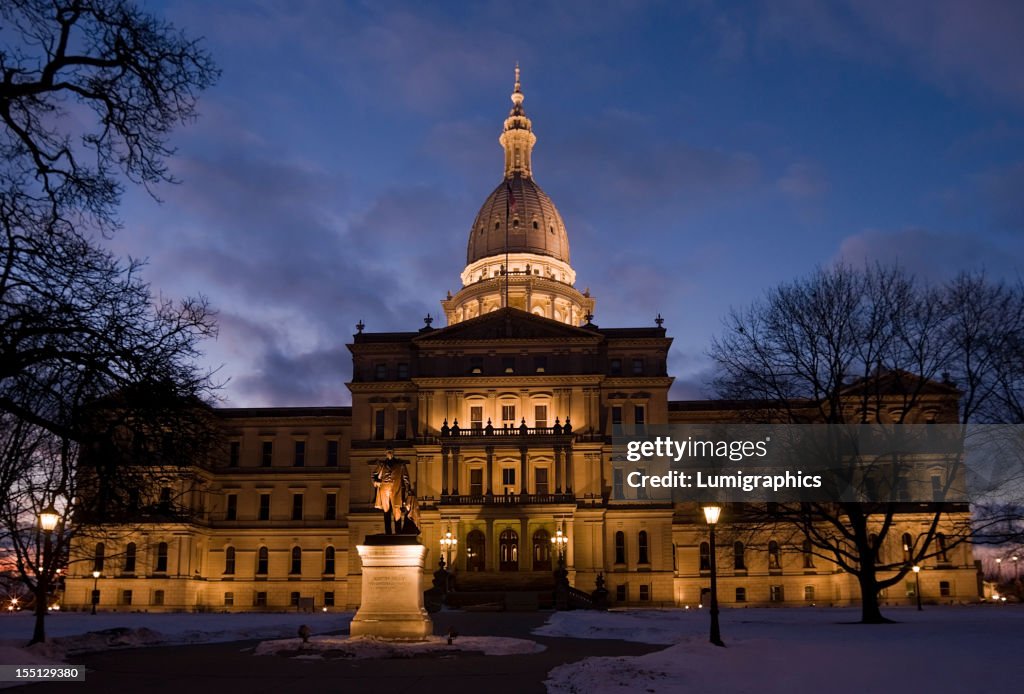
[{"x1": 856, "y1": 567, "x2": 892, "y2": 624}]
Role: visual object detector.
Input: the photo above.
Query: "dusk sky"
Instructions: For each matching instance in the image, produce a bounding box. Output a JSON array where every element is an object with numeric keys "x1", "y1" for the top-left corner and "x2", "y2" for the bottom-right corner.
[{"x1": 111, "y1": 0, "x2": 1024, "y2": 407}]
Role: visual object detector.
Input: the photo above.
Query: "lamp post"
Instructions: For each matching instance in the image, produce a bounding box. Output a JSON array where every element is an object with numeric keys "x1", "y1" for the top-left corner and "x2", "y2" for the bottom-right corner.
[
  {"x1": 703, "y1": 505, "x2": 724, "y2": 647},
  {"x1": 912, "y1": 565, "x2": 922, "y2": 611},
  {"x1": 30, "y1": 505, "x2": 60, "y2": 644},
  {"x1": 551, "y1": 528, "x2": 569, "y2": 568},
  {"x1": 91, "y1": 570, "x2": 100, "y2": 615},
  {"x1": 995, "y1": 557, "x2": 1002, "y2": 582},
  {"x1": 439, "y1": 529, "x2": 458, "y2": 569}
]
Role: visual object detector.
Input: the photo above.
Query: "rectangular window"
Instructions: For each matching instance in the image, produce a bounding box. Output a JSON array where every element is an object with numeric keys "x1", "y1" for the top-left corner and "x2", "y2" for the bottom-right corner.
[
  {"x1": 374, "y1": 409, "x2": 385, "y2": 441},
  {"x1": 255, "y1": 592, "x2": 267, "y2": 607},
  {"x1": 906, "y1": 581, "x2": 917, "y2": 597},
  {"x1": 292, "y1": 494, "x2": 304, "y2": 521},
  {"x1": 940, "y1": 581, "x2": 951, "y2": 597},
  {"x1": 326, "y1": 439, "x2": 339, "y2": 467},
  {"x1": 502, "y1": 356, "x2": 515, "y2": 374},
  {"x1": 155, "y1": 543, "x2": 168, "y2": 573},
  {"x1": 735, "y1": 587, "x2": 747, "y2": 602},
  {"x1": 534, "y1": 356, "x2": 547, "y2": 373},
  {"x1": 615, "y1": 584, "x2": 627, "y2": 602},
  {"x1": 229, "y1": 441, "x2": 240, "y2": 467},
  {"x1": 770, "y1": 585, "x2": 785, "y2": 603},
  {"x1": 634, "y1": 405, "x2": 646, "y2": 435},
  {"x1": 613, "y1": 468, "x2": 624, "y2": 499},
  {"x1": 931, "y1": 475, "x2": 943, "y2": 502},
  {"x1": 470, "y1": 468, "x2": 483, "y2": 496},
  {"x1": 639, "y1": 585, "x2": 650, "y2": 601},
  {"x1": 226, "y1": 494, "x2": 237, "y2": 521},
  {"x1": 632, "y1": 358, "x2": 644, "y2": 375},
  {"x1": 258, "y1": 493, "x2": 271, "y2": 521},
  {"x1": 396, "y1": 410, "x2": 407, "y2": 439},
  {"x1": 293, "y1": 441, "x2": 305, "y2": 467},
  {"x1": 324, "y1": 591, "x2": 335, "y2": 607},
  {"x1": 153, "y1": 590, "x2": 164, "y2": 606},
  {"x1": 612, "y1": 406, "x2": 623, "y2": 436},
  {"x1": 470, "y1": 406, "x2": 484, "y2": 431},
  {"x1": 534, "y1": 405, "x2": 548, "y2": 429},
  {"x1": 501, "y1": 404, "x2": 516, "y2": 427},
  {"x1": 897, "y1": 476, "x2": 910, "y2": 502},
  {"x1": 535, "y1": 468, "x2": 549, "y2": 495},
  {"x1": 261, "y1": 441, "x2": 273, "y2": 467},
  {"x1": 290, "y1": 592, "x2": 301, "y2": 607},
  {"x1": 224, "y1": 592, "x2": 234, "y2": 607},
  {"x1": 325, "y1": 493, "x2": 337, "y2": 521},
  {"x1": 804, "y1": 585, "x2": 816, "y2": 601},
  {"x1": 121, "y1": 590, "x2": 133, "y2": 606},
  {"x1": 374, "y1": 363, "x2": 387, "y2": 380},
  {"x1": 397, "y1": 363, "x2": 409, "y2": 379},
  {"x1": 502, "y1": 468, "x2": 516, "y2": 494}
]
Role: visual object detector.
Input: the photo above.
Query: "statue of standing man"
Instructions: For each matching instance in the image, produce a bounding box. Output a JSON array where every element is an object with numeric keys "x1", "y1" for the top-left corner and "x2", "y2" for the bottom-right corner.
[{"x1": 372, "y1": 447, "x2": 418, "y2": 535}]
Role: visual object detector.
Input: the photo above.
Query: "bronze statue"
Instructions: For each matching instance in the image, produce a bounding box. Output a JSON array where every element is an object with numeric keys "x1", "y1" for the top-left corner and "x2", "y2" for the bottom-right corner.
[{"x1": 372, "y1": 447, "x2": 418, "y2": 534}]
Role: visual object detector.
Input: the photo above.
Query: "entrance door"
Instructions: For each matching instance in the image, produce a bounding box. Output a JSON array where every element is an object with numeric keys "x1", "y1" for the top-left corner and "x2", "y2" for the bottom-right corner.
[
  {"x1": 466, "y1": 530, "x2": 485, "y2": 572},
  {"x1": 499, "y1": 529, "x2": 519, "y2": 571}
]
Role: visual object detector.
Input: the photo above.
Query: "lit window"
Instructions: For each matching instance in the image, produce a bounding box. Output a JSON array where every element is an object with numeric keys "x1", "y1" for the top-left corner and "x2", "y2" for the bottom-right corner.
[
  {"x1": 534, "y1": 405, "x2": 548, "y2": 428},
  {"x1": 502, "y1": 404, "x2": 516, "y2": 427},
  {"x1": 470, "y1": 406, "x2": 484, "y2": 431}
]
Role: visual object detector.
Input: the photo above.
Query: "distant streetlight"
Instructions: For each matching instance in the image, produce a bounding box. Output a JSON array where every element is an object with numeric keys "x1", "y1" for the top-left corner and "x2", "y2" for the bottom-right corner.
[
  {"x1": 91, "y1": 570, "x2": 100, "y2": 615},
  {"x1": 912, "y1": 565, "x2": 922, "y2": 611},
  {"x1": 1013, "y1": 555, "x2": 1020, "y2": 581},
  {"x1": 995, "y1": 557, "x2": 1003, "y2": 581},
  {"x1": 703, "y1": 505, "x2": 724, "y2": 647}
]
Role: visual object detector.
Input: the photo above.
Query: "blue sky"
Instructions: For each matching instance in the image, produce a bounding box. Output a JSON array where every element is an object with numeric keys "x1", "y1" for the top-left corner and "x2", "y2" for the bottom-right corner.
[{"x1": 112, "y1": 0, "x2": 1024, "y2": 406}]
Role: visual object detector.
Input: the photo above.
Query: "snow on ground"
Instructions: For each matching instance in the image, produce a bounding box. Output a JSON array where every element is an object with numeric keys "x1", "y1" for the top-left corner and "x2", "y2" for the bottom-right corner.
[
  {"x1": 255, "y1": 634, "x2": 544, "y2": 658},
  {"x1": 542, "y1": 606, "x2": 1024, "y2": 694},
  {"x1": 0, "y1": 611, "x2": 354, "y2": 668}
]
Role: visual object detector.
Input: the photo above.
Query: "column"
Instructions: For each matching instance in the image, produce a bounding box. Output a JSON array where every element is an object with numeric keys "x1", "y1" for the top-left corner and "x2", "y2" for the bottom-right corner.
[
  {"x1": 452, "y1": 447, "x2": 460, "y2": 496},
  {"x1": 520, "y1": 447, "x2": 528, "y2": 496},
  {"x1": 441, "y1": 447, "x2": 449, "y2": 495},
  {"x1": 555, "y1": 446, "x2": 563, "y2": 494},
  {"x1": 486, "y1": 446, "x2": 494, "y2": 496},
  {"x1": 565, "y1": 446, "x2": 573, "y2": 494}
]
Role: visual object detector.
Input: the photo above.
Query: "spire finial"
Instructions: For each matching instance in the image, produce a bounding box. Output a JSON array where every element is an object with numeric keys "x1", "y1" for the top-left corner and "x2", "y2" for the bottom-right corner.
[{"x1": 514, "y1": 62, "x2": 521, "y2": 93}]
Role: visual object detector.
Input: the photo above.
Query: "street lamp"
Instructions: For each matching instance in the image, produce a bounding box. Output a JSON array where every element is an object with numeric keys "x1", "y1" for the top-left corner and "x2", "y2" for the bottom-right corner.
[
  {"x1": 995, "y1": 557, "x2": 1002, "y2": 582},
  {"x1": 31, "y1": 505, "x2": 61, "y2": 643},
  {"x1": 91, "y1": 570, "x2": 100, "y2": 615},
  {"x1": 439, "y1": 529, "x2": 457, "y2": 571},
  {"x1": 912, "y1": 565, "x2": 922, "y2": 611},
  {"x1": 702, "y1": 505, "x2": 724, "y2": 647},
  {"x1": 1013, "y1": 555, "x2": 1020, "y2": 581},
  {"x1": 551, "y1": 527, "x2": 569, "y2": 567}
]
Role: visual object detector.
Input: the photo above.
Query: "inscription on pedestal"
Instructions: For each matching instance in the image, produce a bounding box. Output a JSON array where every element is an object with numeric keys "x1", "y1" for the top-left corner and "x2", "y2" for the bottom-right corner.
[{"x1": 350, "y1": 536, "x2": 432, "y2": 640}]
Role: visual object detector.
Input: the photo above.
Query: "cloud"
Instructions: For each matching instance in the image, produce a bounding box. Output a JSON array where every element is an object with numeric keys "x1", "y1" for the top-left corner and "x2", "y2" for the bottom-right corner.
[
  {"x1": 835, "y1": 228, "x2": 1024, "y2": 281},
  {"x1": 777, "y1": 160, "x2": 829, "y2": 200}
]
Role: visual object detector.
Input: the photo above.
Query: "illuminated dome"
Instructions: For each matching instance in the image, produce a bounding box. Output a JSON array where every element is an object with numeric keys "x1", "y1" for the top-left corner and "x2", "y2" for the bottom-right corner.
[{"x1": 467, "y1": 174, "x2": 570, "y2": 265}]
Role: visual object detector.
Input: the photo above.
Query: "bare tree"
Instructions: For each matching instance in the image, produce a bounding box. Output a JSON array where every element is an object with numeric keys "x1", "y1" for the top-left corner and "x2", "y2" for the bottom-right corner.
[
  {"x1": 709, "y1": 265, "x2": 1024, "y2": 623},
  {"x1": 0, "y1": 0, "x2": 218, "y2": 643}
]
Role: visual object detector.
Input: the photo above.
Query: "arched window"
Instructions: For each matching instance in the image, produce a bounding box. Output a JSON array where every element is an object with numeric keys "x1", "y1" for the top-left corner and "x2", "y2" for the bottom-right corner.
[
  {"x1": 802, "y1": 539, "x2": 815, "y2": 568},
  {"x1": 324, "y1": 546, "x2": 336, "y2": 575},
  {"x1": 290, "y1": 546, "x2": 302, "y2": 575},
  {"x1": 499, "y1": 529, "x2": 519, "y2": 571},
  {"x1": 733, "y1": 541, "x2": 745, "y2": 570},
  {"x1": 699, "y1": 541, "x2": 711, "y2": 571},
  {"x1": 532, "y1": 529, "x2": 552, "y2": 571},
  {"x1": 155, "y1": 542, "x2": 168, "y2": 573},
  {"x1": 768, "y1": 540, "x2": 781, "y2": 569},
  {"x1": 466, "y1": 530, "x2": 486, "y2": 572},
  {"x1": 93, "y1": 543, "x2": 105, "y2": 572},
  {"x1": 902, "y1": 533, "x2": 913, "y2": 563},
  {"x1": 256, "y1": 546, "x2": 269, "y2": 575},
  {"x1": 639, "y1": 531, "x2": 650, "y2": 565},
  {"x1": 224, "y1": 546, "x2": 235, "y2": 575},
  {"x1": 615, "y1": 531, "x2": 626, "y2": 564},
  {"x1": 124, "y1": 543, "x2": 136, "y2": 573}
]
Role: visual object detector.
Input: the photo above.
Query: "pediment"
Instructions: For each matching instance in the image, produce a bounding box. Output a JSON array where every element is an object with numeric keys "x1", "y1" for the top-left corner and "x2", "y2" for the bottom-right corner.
[{"x1": 414, "y1": 308, "x2": 600, "y2": 342}]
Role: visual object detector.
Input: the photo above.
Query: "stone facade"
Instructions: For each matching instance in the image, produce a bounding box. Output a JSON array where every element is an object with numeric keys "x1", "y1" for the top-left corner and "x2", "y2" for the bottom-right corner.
[{"x1": 63, "y1": 69, "x2": 979, "y2": 613}]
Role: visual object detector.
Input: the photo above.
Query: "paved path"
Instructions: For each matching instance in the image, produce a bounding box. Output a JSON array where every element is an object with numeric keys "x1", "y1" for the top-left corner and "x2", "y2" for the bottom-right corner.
[{"x1": 11, "y1": 612, "x2": 661, "y2": 694}]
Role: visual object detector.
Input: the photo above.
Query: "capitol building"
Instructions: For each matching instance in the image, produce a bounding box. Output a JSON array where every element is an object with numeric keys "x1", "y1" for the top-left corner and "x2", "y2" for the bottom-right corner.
[{"x1": 63, "y1": 71, "x2": 978, "y2": 613}]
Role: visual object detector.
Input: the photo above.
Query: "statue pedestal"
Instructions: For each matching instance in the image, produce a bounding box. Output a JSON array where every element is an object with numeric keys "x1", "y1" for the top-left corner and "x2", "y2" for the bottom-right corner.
[{"x1": 350, "y1": 535, "x2": 432, "y2": 640}]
